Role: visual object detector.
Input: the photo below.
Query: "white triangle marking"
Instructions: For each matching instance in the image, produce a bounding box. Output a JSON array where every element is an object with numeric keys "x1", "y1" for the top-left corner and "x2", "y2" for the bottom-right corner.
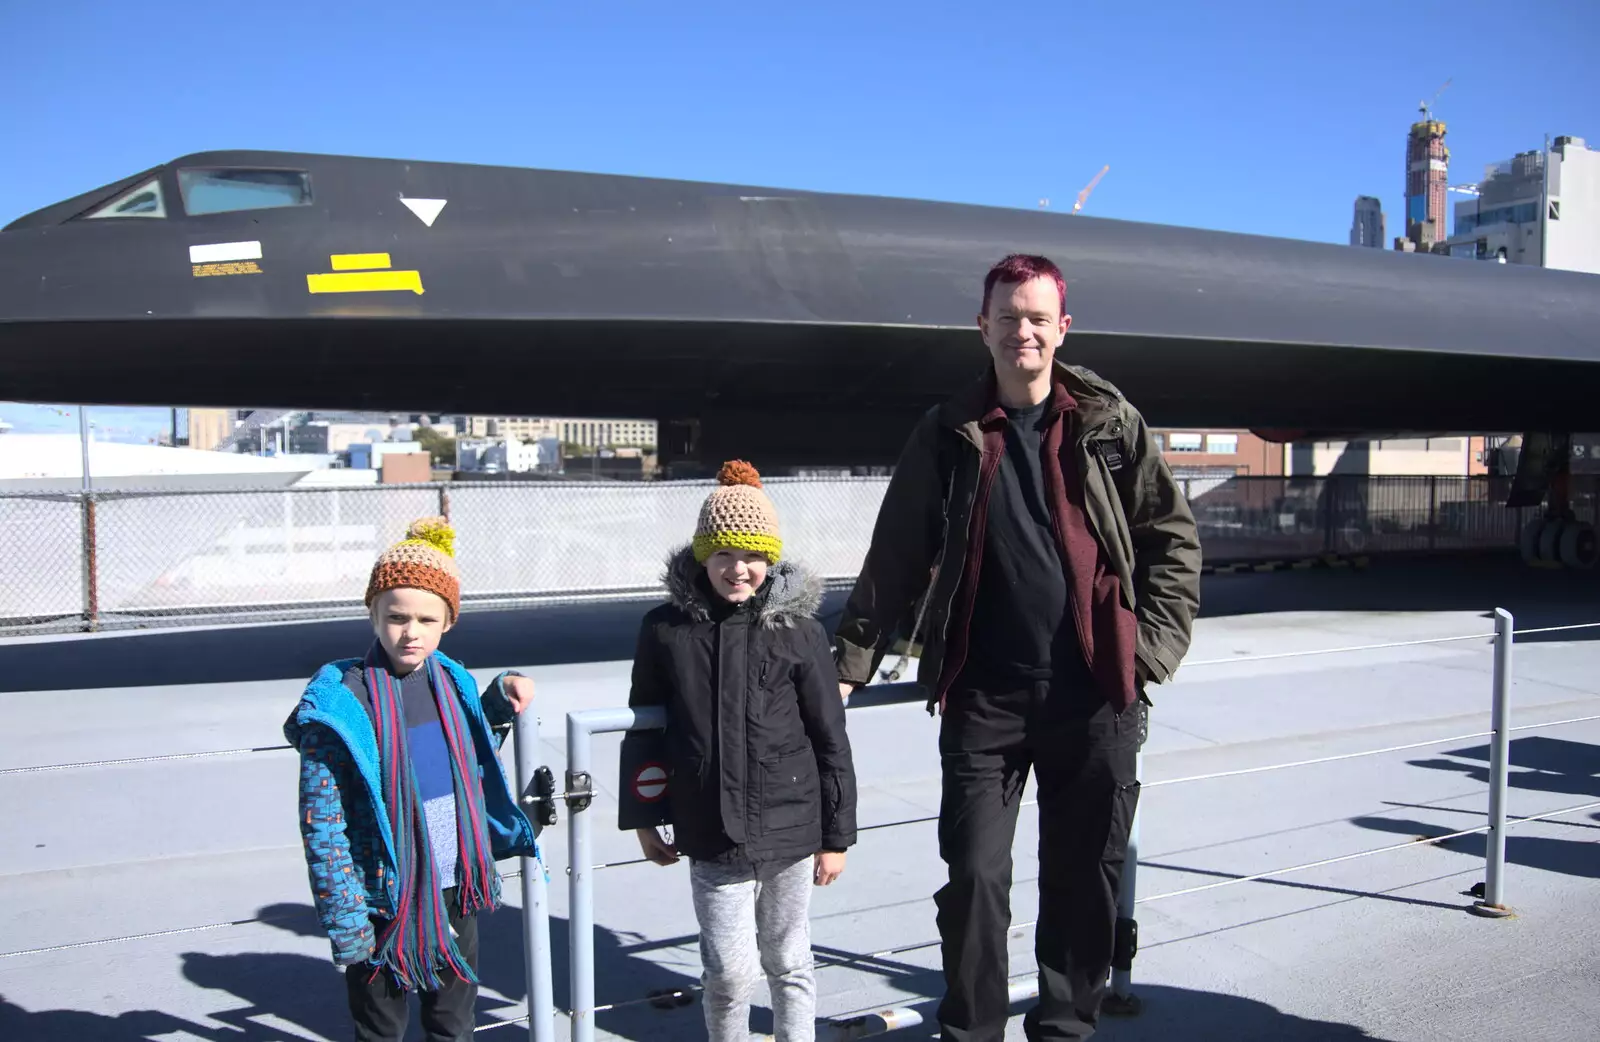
[{"x1": 400, "y1": 198, "x2": 447, "y2": 227}]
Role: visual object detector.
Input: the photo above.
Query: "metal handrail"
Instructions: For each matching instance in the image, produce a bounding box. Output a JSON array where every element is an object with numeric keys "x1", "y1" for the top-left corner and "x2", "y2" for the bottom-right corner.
[
  {"x1": 11, "y1": 616, "x2": 1598, "y2": 778},
  {"x1": 8, "y1": 607, "x2": 1600, "y2": 1042}
]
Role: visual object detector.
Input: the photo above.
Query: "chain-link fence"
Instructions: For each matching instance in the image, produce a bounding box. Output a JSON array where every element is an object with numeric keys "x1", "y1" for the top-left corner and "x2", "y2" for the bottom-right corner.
[
  {"x1": 445, "y1": 478, "x2": 890, "y2": 601},
  {"x1": 0, "y1": 493, "x2": 86, "y2": 627},
  {"x1": 1, "y1": 475, "x2": 1590, "y2": 636},
  {"x1": 1192, "y1": 474, "x2": 1592, "y2": 560}
]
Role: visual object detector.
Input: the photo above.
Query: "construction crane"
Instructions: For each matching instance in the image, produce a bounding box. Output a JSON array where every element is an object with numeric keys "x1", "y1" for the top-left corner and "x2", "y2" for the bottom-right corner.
[
  {"x1": 1073, "y1": 164, "x2": 1109, "y2": 214},
  {"x1": 1420, "y1": 77, "x2": 1451, "y2": 121},
  {"x1": 1036, "y1": 165, "x2": 1110, "y2": 214}
]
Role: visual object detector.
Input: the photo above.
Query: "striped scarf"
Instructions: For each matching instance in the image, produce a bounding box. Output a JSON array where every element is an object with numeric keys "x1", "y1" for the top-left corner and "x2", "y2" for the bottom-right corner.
[{"x1": 364, "y1": 645, "x2": 500, "y2": 991}]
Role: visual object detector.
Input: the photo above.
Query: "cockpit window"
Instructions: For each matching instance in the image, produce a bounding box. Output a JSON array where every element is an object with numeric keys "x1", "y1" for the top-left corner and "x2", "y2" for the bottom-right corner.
[
  {"x1": 83, "y1": 179, "x2": 167, "y2": 219},
  {"x1": 178, "y1": 168, "x2": 312, "y2": 215}
]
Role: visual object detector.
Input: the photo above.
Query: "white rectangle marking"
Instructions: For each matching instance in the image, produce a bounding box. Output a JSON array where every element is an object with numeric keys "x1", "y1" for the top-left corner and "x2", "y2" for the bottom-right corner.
[{"x1": 189, "y1": 241, "x2": 263, "y2": 264}]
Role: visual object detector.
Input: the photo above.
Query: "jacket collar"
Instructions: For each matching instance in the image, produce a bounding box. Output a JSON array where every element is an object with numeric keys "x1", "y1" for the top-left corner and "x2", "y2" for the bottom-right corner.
[
  {"x1": 940, "y1": 359, "x2": 1126, "y2": 446},
  {"x1": 662, "y1": 545, "x2": 823, "y2": 629}
]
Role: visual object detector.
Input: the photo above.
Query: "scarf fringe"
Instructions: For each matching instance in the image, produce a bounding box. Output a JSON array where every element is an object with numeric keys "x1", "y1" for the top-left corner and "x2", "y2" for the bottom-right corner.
[{"x1": 369, "y1": 944, "x2": 482, "y2": 992}]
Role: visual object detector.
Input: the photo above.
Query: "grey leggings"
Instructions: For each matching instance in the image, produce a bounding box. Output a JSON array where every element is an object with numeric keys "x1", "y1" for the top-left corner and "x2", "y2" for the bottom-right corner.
[{"x1": 690, "y1": 855, "x2": 816, "y2": 1042}]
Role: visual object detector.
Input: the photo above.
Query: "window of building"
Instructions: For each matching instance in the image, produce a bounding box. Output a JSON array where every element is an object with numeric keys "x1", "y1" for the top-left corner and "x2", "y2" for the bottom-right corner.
[
  {"x1": 1167, "y1": 433, "x2": 1203, "y2": 452},
  {"x1": 82, "y1": 178, "x2": 167, "y2": 219},
  {"x1": 1456, "y1": 200, "x2": 1540, "y2": 236},
  {"x1": 178, "y1": 168, "x2": 312, "y2": 215},
  {"x1": 1206, "y1": 433, "x2": 1239, "y2": 454},
  {"x1": 1550, "y1": 201, "x2": 1561, "y2": 221}
]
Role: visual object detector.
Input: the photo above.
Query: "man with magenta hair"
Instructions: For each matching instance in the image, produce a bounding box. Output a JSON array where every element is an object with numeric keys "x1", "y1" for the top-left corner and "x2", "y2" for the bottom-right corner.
[{"x1": 834, "y1": 254, "x2": 1201, "y2": 1041}]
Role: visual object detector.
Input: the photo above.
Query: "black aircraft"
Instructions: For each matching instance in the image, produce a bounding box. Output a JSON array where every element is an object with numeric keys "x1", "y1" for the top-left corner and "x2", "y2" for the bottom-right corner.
[{"x1": 2, "y1": 149, "x2": 1598, "y2": 552}]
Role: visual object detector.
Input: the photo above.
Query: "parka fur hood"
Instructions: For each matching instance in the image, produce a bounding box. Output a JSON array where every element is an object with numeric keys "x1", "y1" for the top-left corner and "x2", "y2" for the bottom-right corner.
[
  {"x1": 662, "y1": 544, "x2": 824, "y2": 629},
  {"x1": 630, "y1": 544, "x2": 857, "y2": 863}
]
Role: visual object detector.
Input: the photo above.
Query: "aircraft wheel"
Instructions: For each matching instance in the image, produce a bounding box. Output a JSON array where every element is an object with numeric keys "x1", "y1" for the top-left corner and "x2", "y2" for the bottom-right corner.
[
  {"x1": 1539, "y1": 518, "x2": 1568, "y2": 565},
  {"x1": 1559, "y1": 521, "x2": 1599, "y2": 570},
  {"x1": 1520, "y1": 518, "x2": 1547, "y2": 564}
]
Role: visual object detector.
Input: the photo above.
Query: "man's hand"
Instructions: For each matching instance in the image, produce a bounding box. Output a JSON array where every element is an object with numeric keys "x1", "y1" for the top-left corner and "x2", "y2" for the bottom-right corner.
[
  {"x1": 636, "y1": 827, "x2": 680, "y2": 866},
  {"x1": 838, "y1": 682, "x2": 856, "y2": 703},
  {"x1": 503, "y1": 675, "x2": 535, "y2": 714},
  {"x1": 814, "y1": 851, "x2": 846, "y2": 886}
]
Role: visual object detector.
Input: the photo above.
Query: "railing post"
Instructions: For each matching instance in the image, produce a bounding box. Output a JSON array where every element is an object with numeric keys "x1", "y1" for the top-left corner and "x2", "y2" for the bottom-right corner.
[
  {"x1": 1105, "y1": 747, "x2": 1143, "y2": 1016},
  {"x1": 567, "y1": 712, "x2": 597, "y2": 1042},
  {"x1": 513, "y1": 711, "x2": 556, "y2": 1041},
  {"x1": 563, "y1": 706, "x2": 667, "y2": 1042},
  {"x1": 1472, "y1": 607, "x2": 1515, "y2": 918},
  {"x1": 80, "y1": 493, "x2": 99, "y2": 633},
  {"x1": 1321, "y1": 476, "x2": 1337, "y2": 555},
  {"x1": 1428, "y1": 475, "x2": 1438, "y2": 552}
]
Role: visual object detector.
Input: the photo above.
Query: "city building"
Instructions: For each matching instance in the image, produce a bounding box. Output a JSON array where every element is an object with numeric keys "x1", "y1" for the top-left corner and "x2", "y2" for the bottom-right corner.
[
  {"x1": 1398, "y1": 114, "x2": 1450, "y2": 251},
  {"x1": 405, "y1": 415, "x2": 464, "y2": 437},
  {"x1": 1446, "y1": 149, "x2": 1544, "y2": 266},
  {"x1": 1284, "y1": 437, "x2": 1486, "y2": 477},
  {"x1": 456, "y1": 436, "x2": 561, "y2": 474},
  {"x1": 377, "y1": 452, "x2": 432, "y2": 484},
  {"x1": 1547, "y1": 136, "x2": 1600, "y2": 272},
  {"x1": 1350, "y1": 196, "x2": 1385, "y2": 248},
  {"x1": 1445, "y1": 136, "x2": 1600, "y2": 274},
  {"x1": 464, "y1": 416, "x2": 558, "y2": 441},
  {"x1": 1151, "y1": 429, "x2": 1285, "y2": 477},
  {"x1": 464, "y1": 415, "x2": 657, "y2": 451},
  {"x1": 0, "y1": 434, "x2": 364, "y2": 492},
  {"x1": 348, "y1": 441, "x2": 423, "y2": 472},
  {"x1": 1152, "y1": 429, "x2": 1502, "y2": 480},
  {"x1": 185, "y1": 408, "x2": 236, "y2": 451},
  {"x1": 289, "y1": 418, "x2": 403, "y2": 456}
]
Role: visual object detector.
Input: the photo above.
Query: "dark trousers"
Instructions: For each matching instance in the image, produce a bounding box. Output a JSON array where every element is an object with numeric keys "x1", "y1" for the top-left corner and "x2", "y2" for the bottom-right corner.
[
  {"x1": 345, "y1": 888, "x2": 480, "y2": 1042},
  {"x1": 934, "y1": 682, "x2": 1143, "y2": 1042}
]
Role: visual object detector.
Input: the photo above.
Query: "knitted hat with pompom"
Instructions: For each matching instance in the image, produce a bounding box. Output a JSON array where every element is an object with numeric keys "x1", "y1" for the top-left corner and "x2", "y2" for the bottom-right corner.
[
  {"x1": 365, "y1": 516, "x2": 462, "y2": 621},
  {"x1": 693, "y1": 460, "x2": 782, "y2": 564}
]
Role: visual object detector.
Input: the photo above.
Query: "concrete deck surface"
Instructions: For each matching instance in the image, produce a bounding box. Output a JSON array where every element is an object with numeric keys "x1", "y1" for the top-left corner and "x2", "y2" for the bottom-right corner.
[{"x1": 2, "y1": 555, "x2": 1598, "y2": 1041}]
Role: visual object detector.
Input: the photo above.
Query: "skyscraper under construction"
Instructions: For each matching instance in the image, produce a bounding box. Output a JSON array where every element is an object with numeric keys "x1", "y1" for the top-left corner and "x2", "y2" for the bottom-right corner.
[{"x1": 1401, "y1": 114, "x2": 1450, "y2": 250}]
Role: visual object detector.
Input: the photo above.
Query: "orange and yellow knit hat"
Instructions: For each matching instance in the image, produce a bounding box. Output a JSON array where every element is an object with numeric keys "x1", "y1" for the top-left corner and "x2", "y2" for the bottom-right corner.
[
  {"x1": 692, "y1": 461, "x2": 782, "y2": 564},
  {"x1": 365, "y1": 516, "x2": 462, "y2": 621}
]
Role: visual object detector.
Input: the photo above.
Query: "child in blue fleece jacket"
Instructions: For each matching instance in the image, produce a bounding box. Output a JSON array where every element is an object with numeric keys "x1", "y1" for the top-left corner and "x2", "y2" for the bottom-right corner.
[{"x1": 283, "y1": 517, "x2": 538, "y2": 1041}]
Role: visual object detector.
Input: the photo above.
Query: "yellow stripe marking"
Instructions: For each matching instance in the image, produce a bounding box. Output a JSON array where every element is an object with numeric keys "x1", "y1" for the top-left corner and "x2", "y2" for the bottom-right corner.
[
  {"x1": 307, "y1": 270, "x2": 425, "y2": 295},
  {"x1": 330, "y1": 253, "x2": 392, "y2": 270}
]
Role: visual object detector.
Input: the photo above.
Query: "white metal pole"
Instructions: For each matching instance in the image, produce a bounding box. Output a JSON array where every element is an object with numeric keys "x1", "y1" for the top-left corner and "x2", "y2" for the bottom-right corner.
[
  {"x1": 1471, "y1": 608, "x2": 1515, "y2": 918},
  {"x1": 78, "y1": 406, "x2": 91, "y2": 492},
  {"x1": 513, "y1": 711, "x2": 556, "y2": 1041},
  {"x1": 567, "y1": 711, "x2": 596, "y2": 1042},
  {"x1": 565, "y1": 706, "x2": 668, "y2": 1042}
]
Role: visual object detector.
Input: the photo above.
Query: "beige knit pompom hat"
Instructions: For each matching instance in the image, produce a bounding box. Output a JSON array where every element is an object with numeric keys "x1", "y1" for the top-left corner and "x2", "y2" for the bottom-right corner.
[
  {"x1": 692, "y1": 460, "x2": 782, "y2": 564},
  {"x1": 365, "y1": 516, "x2": 462, "y2": 621}
]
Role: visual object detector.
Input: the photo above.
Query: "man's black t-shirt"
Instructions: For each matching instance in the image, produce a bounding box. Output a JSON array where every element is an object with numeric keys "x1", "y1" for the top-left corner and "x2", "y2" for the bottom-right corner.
[{"x1": 963, "y1": 400, "x2": 1089, "y2": 686}]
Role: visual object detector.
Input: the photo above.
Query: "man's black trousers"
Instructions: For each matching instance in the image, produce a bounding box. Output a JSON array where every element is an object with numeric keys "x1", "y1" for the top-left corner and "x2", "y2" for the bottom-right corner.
[
  {"x1": 345, "y1": 887, "x2": 480, "y2": 1042},
  {"x1": 934, "y1": 682, "x2": 1143, "y2": 1042}
]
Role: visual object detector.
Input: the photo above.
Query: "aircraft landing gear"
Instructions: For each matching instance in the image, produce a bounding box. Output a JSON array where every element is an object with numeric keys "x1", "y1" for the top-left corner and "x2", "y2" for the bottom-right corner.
[
  {"x1": 1509, "y1": 443, "x2": 1597, "y2": 569},
  {"x1": 1520, "y1": 515, "x2": 1599, "y2": 569}
]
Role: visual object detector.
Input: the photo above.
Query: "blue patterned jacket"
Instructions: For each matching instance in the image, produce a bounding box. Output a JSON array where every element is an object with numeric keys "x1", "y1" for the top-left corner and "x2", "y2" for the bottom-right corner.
[{"x1": 282, "y1": 652, "x2": 539, "y2": 965}]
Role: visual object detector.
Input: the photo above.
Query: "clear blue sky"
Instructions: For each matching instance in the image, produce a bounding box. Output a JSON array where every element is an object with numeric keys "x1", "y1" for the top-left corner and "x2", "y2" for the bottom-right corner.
[{"x1": 2, "y1": 0, "x2": 1597, "y2": 436}]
